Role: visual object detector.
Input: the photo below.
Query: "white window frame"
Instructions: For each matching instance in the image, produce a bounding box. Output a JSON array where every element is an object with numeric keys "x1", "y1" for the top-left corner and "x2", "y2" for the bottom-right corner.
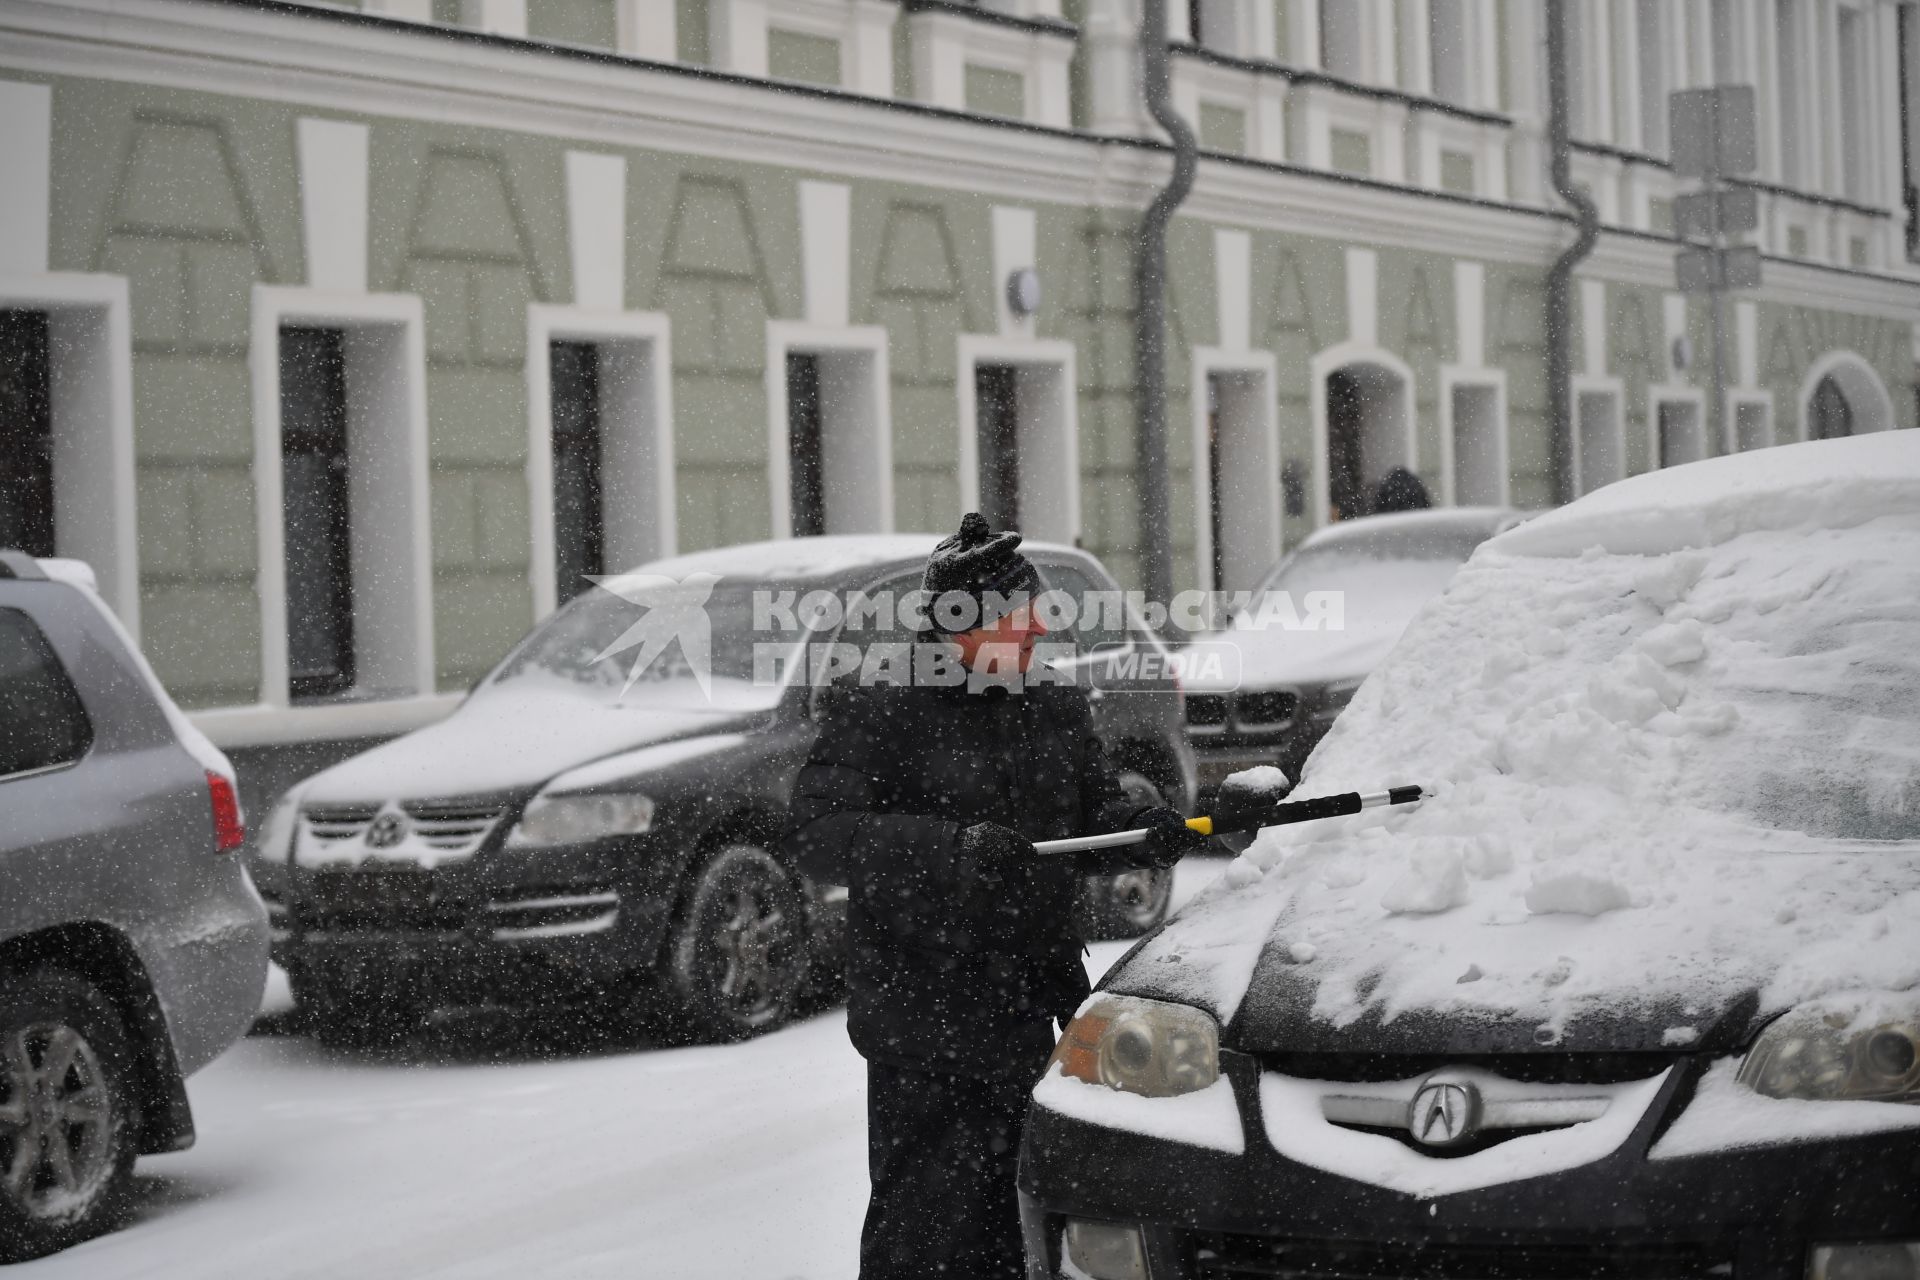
[
  {"x1": 248, "y1": 286, "x2": 435, "y2": 713},
  {"x1": 1646, "y1": 385, "x2": 1709, "y2": 470},
  {"x1": 525, "y1": 305, "x2": 676, "y2": 620},
  {"x1": 955, "y1": 334, "x2": 1080, "y2": 546},
  {"x1": 1795, "y1": 349, "x2": 1898, "y2": 439},
  {"x1": 1307, "y1": 342, "x2": 1419, "y2": 530},
  {"x1": 905, "y1": 5, "x2": 1073, "y2": 126},
  {"x1": 766, "y1": 322, "x2": 894, "y2": 539},
  {"x1": 1726, "y1": 389, "x2": 1775, "y2": 453},
  {"x1": 713, "y1": 0, "x2": 897, "y2": 97},
  {"x1": 1437, "y1": 365, "x2": 1510, "y2": 507},
  {"x1": 1571, "y1": 374, "x2": 1628, "y2": 496},
  {"x1": 1189, "y1": 347, "x2": 1282, "y2": 598},
  {"x1": 0, "y1": 272, "x2": 140, "y2": 637}
]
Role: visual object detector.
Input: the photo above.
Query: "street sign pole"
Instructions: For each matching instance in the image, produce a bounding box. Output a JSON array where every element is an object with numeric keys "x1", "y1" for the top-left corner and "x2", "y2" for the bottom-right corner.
[{"x1": 1671, "y1": 85, "x2": 1760, "y2": 456}]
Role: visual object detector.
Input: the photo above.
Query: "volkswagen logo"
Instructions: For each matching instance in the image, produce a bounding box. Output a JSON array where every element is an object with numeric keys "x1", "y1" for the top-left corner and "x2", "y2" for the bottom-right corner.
[
  {"x1": 1407, "y1": 1077, "x2": 1482, "y2": 1148},
  {"x1": 364, "y1": 810, "x2": 409, "y2": 850}
]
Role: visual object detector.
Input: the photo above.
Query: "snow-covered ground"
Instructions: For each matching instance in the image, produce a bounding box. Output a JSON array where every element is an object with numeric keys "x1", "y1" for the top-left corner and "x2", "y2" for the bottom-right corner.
[{"x1": 19, "y1": 859, "x2": 1227, "y2": 1280}]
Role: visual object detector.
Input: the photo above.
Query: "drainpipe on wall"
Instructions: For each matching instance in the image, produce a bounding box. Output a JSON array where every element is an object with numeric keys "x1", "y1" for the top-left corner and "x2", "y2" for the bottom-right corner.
[
  {"x1": 1545, "y1": 0, "x2": 1600, "y2": 507},
  {"x1": 1133, "y1": 0, "x2": 1197, "y2": 606}
]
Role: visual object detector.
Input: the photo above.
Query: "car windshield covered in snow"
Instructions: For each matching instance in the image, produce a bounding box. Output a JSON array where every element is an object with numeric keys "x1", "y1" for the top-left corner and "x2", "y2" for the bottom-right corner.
[
  {"x1": 484, "y1": 582, "x2": 794, "y2": 703},
  {"x1": 1240, "y1": 519, "x2": 1489, "y2": 634}
]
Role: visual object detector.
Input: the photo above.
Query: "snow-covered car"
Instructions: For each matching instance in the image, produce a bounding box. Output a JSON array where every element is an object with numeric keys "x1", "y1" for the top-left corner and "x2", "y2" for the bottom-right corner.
[
  {"x1": 1182, "y1": 508, "x2": 1519, "y2": 801},
  {"x1": 251, "y1": 536, "x2": 1195, "y2": 1045},
  {"x1": 1019, "y1": 433, "x2": 1920, "y2": 1280},
  {"x1": 0, "y1": 553, "x2": 268, "y2": 1262}
]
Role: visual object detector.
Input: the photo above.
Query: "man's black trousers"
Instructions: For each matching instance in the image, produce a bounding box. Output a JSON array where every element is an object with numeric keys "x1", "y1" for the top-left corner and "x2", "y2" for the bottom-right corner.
[{"x1": 861, "y1": 1060, "x2": 1038, "y2": 1280}]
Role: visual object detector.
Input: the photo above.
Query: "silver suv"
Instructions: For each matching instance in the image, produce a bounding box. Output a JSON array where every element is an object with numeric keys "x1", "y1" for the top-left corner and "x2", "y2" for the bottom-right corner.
[{"x1": 0, "y1": 551, "x2": 269, "y2": 1261}]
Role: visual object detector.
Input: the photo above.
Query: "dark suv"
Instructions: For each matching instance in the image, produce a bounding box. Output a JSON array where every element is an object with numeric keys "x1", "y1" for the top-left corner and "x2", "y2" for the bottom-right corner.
[
  {"x1": 0, "y1": 551, "x2": 268, "y2": 1261},
  {"x1": 251, "y1": 536, "x2": 1196, "y2": 1044}
]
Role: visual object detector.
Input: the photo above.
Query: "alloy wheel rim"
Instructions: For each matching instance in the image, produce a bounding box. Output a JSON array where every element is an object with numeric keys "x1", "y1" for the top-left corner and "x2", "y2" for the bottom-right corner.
[
  {"x1": 710, "y1": 873, "x2": 801, "y2": 1023},
  {"x1": 1110, "y1": 868, "x2": 1173, "y2": 925},
  {"x1": 0, "y1": 1023, "x2": 114, "y2": 1218}
]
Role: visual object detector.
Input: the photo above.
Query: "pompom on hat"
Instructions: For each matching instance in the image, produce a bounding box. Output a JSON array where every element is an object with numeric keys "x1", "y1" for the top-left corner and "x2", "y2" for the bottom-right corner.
[{"x1": 921, "y1": 512, "x2": 1044, "y2": 633}]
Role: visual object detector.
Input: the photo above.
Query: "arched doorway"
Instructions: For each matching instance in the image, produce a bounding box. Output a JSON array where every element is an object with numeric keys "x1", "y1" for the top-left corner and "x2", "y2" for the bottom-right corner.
[
  {"x1": 1798, "y1": 352, "x2": 1896, "y2": 441},
  {"x1": 1320, "y1": 359, "x2": 1413, "y2": 523}
]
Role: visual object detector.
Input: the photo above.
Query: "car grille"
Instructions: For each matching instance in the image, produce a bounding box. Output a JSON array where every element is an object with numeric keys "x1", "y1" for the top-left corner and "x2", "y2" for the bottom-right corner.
[
  {"x1": 294, "y1": 869, "x2": 468, "y2": 934},
  {"x1": 1259, "y1": 1053, "x2": 1677, "y2": 1087},
  {"x1": 1193, "y1": 1236, "x2": 1727, "y2": 1280},
  {"x1": 303, "y1": 805, "x2": 379, "y2": 842},
  {"x1": 299, "y1": 802, "x2": 505, "y2": 858},
  {"x1": 1186, "y1": 689, "x2": 1298, "y2": 736},
  {"x1": 484, "y1": 889, "x2": 621, "y2": 940},
  {"x1": 404, "y1": 804, "x2": 505, "y2": 852}
]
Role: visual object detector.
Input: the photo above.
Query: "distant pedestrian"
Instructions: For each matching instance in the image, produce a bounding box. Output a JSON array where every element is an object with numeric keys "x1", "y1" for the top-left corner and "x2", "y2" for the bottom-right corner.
[
  {"x1": 782, "y1": 513, "x2": 1207, "y2": 1280},
  {"x1": 1371, "y1": 466, "x2": 1433, "y2": 514}
]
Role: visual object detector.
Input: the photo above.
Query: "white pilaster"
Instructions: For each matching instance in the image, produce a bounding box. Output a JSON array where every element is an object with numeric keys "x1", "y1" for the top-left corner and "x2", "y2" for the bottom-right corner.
[
  {"x1": 1454, "y1": 260, "x2": 1485, "y2": 368},
  {"x1": 1214, "y1": 228, "x2": 1251, "y2": 353},
  {"x1": 565, "y1": 151, "x2": 627, "y2": 311},
  {"x1": 296, "y1": 118, "x2": 369, "y2": 294},
  {"x1": 1735, "y1": 300, "x2": 1758, "y2": 388},
  {"x1": 1663, "y1": 293, "x2": 1690, "y2": 380},
  {"x1": 1345, "y1": 247, "x2": 1378, "y2": 348},
  {"x1": 712, "y1": 0, "x2": 771, "y2": 77},
  {"x1": 0, "y1": 80, "x2": 51, "y2": 276},
  {"x1": 365, "y1": 0, "x2": 433, "y2": 21},
  {"x1": 796, "y1": 181, "x2": 852, "y2": 329},
  {"x1": 461, "y1": 0, "x2": 526, "y2": 38},
  {"x1": 1580, "y1": 278, "x2": 1606, "y2": 378}
]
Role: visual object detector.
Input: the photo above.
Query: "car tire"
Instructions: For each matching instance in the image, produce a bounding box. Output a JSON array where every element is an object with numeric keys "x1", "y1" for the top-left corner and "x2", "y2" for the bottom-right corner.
[
  {"x1": 1076, "y1": 772, "x2": 1178, "y2": 941},
  {"x1": 665, "y1": 843, "x2": 812, "y2": 1042},
  {"x1": 0, "y1": 968, "x2": 142, "y2": 1263}
]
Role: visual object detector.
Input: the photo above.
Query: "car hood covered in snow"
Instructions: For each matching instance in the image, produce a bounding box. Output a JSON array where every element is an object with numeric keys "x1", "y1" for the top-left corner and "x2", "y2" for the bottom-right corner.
[
  {"x1": 298, "y1": 686, "x2": 761, "y2": 805},
  {"x1": 1107, "y1": 433, "x2": 1920, "y2": 1054}
]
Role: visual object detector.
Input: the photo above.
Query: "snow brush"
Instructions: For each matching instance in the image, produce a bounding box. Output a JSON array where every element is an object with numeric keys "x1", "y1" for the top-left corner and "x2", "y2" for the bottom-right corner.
[{"x1": 1030, "y1": 785, "x2": 1427, "y2": 855}]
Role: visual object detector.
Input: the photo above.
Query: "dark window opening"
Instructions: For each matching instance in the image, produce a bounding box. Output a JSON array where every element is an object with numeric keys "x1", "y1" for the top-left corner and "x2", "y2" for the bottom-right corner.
[
  {"x1": 0, "y1": 310, "x2": 55, "y2": 559},
  {"x1": 975, "y1": 363, "x2": 1020, "y2": 530},
  {"x1": 787, "y1": 353, "x2": 826, "y2": 537},
  {"x1": 1900, "y1": 4, "x2": 1916, "y2": 260},
  {"x1": 280, "y1": 327, "x2": 355, "y2": 701},
  {"x1": 550, "y1": 341, "x2": 606, "y2": 600},
  {"x1": 1205, "y1": 376, "x2": 1226, "y2": 590},
  {"x1": 1809, "y1": 375, "x2": 1853, "y2": 441},
  {"x1": 0, "y1": 607, "x2": 92, "y2": 779},
  {"x1": 1325, "y1": 368, "x2": 1366, "y2": 522}
]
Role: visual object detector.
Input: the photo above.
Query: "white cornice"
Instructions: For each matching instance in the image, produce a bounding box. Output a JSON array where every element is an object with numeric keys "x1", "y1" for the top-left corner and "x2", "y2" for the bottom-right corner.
[{"x1": 3, "y1": 0, "x2": 1917, "y2": 320}]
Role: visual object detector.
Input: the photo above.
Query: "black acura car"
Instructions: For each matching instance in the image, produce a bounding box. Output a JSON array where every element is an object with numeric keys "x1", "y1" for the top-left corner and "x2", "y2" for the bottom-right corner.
[
  {"x1": 1019, "y1": 437, "x2": 1920, "y2": 1280},
  {"x1": 250, "y1": 535, "x2": 1196, "y2": 1043}
]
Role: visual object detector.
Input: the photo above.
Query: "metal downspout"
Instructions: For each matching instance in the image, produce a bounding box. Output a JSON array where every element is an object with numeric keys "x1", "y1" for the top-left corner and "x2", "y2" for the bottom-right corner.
[
  {"x1": 1545, "y1": 0, "x2": 1600, "y2": 507},
  {"x1": 1133, "y1": 0, "x2": 1197, "y2": 606}
]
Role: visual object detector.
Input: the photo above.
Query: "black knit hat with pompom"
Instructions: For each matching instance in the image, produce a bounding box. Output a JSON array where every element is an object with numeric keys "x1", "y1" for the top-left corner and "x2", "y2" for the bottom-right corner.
[{"x1": 921, "y1": 512, "x2": 1043, "y2": 633}]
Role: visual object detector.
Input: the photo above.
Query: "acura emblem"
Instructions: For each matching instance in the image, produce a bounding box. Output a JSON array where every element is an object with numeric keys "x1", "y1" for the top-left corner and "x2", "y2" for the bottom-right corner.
[
  {"x1": 365, "y1": 810, "x2": 408, "y2": 850},
  {"x1": 1407, "y1": 1078, "x2": 1481, "y2": 1148}
]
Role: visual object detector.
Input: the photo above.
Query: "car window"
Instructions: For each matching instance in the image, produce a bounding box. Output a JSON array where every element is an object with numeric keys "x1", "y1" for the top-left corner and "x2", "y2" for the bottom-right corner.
[{"x1": 0, "y1": 607, "x2": 93, "y2": 780}]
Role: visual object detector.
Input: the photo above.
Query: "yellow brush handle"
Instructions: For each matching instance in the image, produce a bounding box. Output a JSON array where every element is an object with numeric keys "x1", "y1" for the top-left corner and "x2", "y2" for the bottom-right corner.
[{"x1": 1185, "y1": 816, "x2": 1213, "y2": 836}]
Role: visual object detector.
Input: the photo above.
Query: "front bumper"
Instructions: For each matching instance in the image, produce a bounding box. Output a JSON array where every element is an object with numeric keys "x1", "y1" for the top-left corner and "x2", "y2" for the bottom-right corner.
[
  {"x1": 1018, "y1": 1053, "x2": 1920, "y2": 1280},
  {"x1": 260, "y1": 837, "x2": 680, "y2": 1009}
]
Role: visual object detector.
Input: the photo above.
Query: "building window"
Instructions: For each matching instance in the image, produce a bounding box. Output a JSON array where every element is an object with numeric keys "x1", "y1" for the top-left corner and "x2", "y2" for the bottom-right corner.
[
  {"x1": 1329, "y1": 128, "x2": 1372, "y2": 175},
  {"x1": 1639, "y1": 0, "x2": 1671, "y2": 156},
  {"x1": 549, "y1": 341, "x2": 606, "y2": 601},
  {"x1": 1732, "y1": 397, "x2": 1774, "y2": 452},
  {"x1": 1837, "y1": 5, "x2": 1871, "y2": 201},
  {"x1": 279, "y1": 327, "x2": 356, "y2": 701},
  {"x1": 0, "y1": 311, "x2": 54, "y2": 559},
  {"x1": 1655, "y1": 398, "x2": 1706, "y2": 468},
  {"x1": 1787, "y1": 225, "x2": 1808, "y2": 256},
  {"x1": 964, "y1": 64, "x2": 1025, "y2": 118},
  {"x1": 1774, "y1": 0, "x2": 1801, "y2": 185},
  {"x1": 1439, "y1": 150, "x2": 1476, "y2": 194},
  {"x1": 768, "y1": 327, "x2": 891, "y2": 540},
  {"x1": 1199, "y1": 103, "x2": 1249, "y2": 155},
  {"x1": 1445, "y1": 380, "x2": 1507, "y2": 506},
  {"x1": 958, "y1": 340, "x2": 1078, "y2": 546},
  {"x1": 1319, "y1": 0, "x2": 1364, "y2": 80},
  {"x1": 1322, "y1": 362, "x2": 1411, "y2": 523},
  {"x1": 768, "y1": 27, "x2": 843, "y2": 87},
  {"x1": 1428, "y1": 0, "x2": 1471, "y2": 106},
  {"x1": 526, "y1": 0, "x2": 617, "y2": 50},
  {"x1": 1809, "y1": 375, "x2": 1853, "y2": 439},
  {"x1": 0, "y1": 608, "x2": 92, "y2": 781},
  {"x1": 1574, "y1": 387, "x2": 1625, "y2": 494}
]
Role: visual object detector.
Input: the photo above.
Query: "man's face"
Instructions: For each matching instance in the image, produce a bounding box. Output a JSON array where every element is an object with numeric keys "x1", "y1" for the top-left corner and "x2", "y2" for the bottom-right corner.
[{"x1": 952, "y1": 602, "x2": 1049, "y2": 674}]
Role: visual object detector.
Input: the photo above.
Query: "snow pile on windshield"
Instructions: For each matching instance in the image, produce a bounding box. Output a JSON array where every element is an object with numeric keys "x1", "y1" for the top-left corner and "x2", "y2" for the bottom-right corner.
[{"x1": 1143, "y1": 433, "x2": 1920, "y2": 1032}]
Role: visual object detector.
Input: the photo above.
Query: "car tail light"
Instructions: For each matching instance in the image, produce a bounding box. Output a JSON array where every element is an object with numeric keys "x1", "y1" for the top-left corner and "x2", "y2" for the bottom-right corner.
[{"x1": 208, "y1": 771, "x2": 246, "y2": 853}]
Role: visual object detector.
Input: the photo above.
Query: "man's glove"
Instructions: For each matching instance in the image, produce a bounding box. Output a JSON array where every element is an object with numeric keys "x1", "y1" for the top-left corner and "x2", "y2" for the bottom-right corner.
[
  {"x1": 1210, "y1": 767, "x2": 1292, "y2": 834},
  {"x1": 1133, "y1": 807, "x2": 1210, "y2": 868},
  {"x1": 955, "y1": 821, "x2": 1035, "y2": 881}
]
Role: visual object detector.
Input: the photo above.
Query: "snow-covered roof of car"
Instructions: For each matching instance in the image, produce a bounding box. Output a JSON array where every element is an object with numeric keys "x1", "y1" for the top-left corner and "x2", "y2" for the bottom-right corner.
[
  {"x1": 632, "y1": 533, "x2": 1082, "y2": 582},
  {"x1": 1117, "y1": 432, "x2": 1920, "y2": 1044},
  {"x1": 1292, "y1": 505, "x2": 1520, "y2": 552}
]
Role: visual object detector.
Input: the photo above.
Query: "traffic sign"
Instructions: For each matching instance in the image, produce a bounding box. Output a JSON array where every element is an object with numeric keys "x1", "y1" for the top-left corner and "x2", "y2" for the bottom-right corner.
[
  {"x1": 1675, "y1": 186, "x2": 1759, "y2": 240},
  {"x1": 1671, "y1": 86, "x2": 1758, "y2": 179},
  {"x1": 1676, "y1": 245, "x2": 1762, "y2": 293}
]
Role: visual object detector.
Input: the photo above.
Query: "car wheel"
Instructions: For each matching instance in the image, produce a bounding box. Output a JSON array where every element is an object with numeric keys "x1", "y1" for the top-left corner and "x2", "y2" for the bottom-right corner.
[
  {"x1": 0, "y1": 968, "x2": 141, "y2": 1263},
  {"x1": 1077, "y1": 772, "x2": 1178, "y2": 941},
  {"x1": 666, "y1": 843, "x2": 812, "y2": 1042}
]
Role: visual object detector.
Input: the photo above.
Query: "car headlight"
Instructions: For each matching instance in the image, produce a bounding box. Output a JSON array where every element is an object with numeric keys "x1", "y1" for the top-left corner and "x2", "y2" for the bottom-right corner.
[
  {"x1": 507, "y1": 792, "x2": 655, "y2": 849},
  {"x1": 1738, "y1": 1005, "x2": 1920, "y2": 1103},
  {"x1": 1048, "y1": 995, "x2": 1219, "y2": 1098}
]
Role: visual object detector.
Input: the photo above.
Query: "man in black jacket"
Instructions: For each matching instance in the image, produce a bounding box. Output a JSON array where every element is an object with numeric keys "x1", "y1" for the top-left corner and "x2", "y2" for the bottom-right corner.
[{"x1": 783, "y1": 514, "x2": 1207, "y2": 1279}]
